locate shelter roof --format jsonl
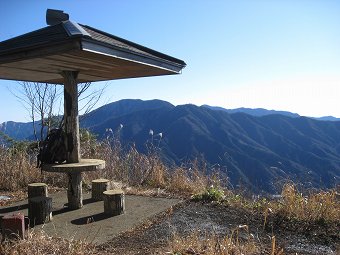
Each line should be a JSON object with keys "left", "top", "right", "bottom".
{"left": 0, "top": 20, "right": 186, "bottom": 83}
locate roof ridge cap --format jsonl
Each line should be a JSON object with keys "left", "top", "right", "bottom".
{"left": 62, "top": 20, "right": 92, "bottom": 38}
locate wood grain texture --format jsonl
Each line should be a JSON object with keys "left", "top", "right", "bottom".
{"left": 62, "top": 70, "right": 80, "bottom": 163}
{"left": 103, "top": 189, "right": 125, "bottom": 216}
{"left": 92, "top": 179, "right": 110, "bottom": 201}
{"left": 28, "top": 196, "right": 52, "bottom": 226}
{"left": 67, "top": 172, "right": 83, "bottom": 209}
{"left": 28, "top": 183, "right": 48, "bottom": 199}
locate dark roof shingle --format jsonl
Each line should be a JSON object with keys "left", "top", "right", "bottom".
{"left": 0, "top": 20, "right": 186, "bottom": 83}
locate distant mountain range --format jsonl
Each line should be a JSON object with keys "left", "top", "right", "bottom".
{"left": 1, "top": 99, "right": 340, "bottom": 193}
{"left": 202, "top": 105, "right": 340, "bottom": 121}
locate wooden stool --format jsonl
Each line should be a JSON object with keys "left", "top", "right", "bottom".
{"left": 103, "top": 189, "right": 125, "bottom": 216}
{"left": 1, "top": 213, "right": 25, "bottom": 240}
{"left": 28, "top": 183, "right": 48, "bottom": 199}
{"left": 92, "top": 179, "right": 110, "bottom": 201}
{"left": 28, "top": 196, "right": 52, "bottom": 226}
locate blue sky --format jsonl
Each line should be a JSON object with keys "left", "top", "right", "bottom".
{"left": 0, "top": 0, "right": 340, "bottom": 122}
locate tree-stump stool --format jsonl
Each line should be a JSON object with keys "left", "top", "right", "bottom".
{"left": 28, "top": 196, "right": 52, "bottom": 226}
{"left": 1, "top": 213, "right": 25, "bottom": 240}
{"left": 103, "top": 189, "right": 125, "bottom": 216}
{"left": 28, "top": 183, "right": 48, "bottom": 199}
{"left": 92, "top": 179, "right": 110, "bottom": 201}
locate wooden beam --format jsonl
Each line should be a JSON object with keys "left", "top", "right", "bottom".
{"left": 51, "top": 53, "right": 121, "bottom": 69}
{"left": 0, "top": 41, "right": 81, "bottom": 65}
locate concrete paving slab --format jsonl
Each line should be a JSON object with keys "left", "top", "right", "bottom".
{"left": 0, "top": 191, "right": 182, "bottom": 244}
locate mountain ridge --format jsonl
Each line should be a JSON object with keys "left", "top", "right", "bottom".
{"left": 202, "top": 104, "right": 340, "bottom": 121}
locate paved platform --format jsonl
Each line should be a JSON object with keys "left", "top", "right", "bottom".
{"left": 0, "top": 191, "right": 182, "bottom": 244}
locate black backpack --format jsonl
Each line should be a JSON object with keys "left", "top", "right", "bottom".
{"left": 37, "top": 128, "right": 67, "bottom": 167}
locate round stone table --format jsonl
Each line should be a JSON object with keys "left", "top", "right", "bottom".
{"left": 42, "top": 159, "right": 105, "bottom": 210}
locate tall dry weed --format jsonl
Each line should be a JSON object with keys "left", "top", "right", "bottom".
{"left": 167, "top": 166, "right": 207, "bottom": 195}
{"left": 81, "top": 133, "right": 168, "bottom": 190}
{"left": 278, "top": 183, "right": 340, "bottom": 222}
{"left": 81, "top": 132, "right": 212, "bottom": 195}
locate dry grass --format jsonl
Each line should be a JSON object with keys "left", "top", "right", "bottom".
{"left": 272, "top": 183, "right": 340, "bottom": 223}
{"left": 167, "top": 166, "right": 208, "bottom": 195}
{"left": 0, "top": 135, "right": 208, "bottom": 197}
{"left": 81, "top": 136, "right": 209, "bottom": 196}
{"left": 0, "top": 146, "right": 39, "bottom": 191}
{"left": 0, "top": 190, "right": 26, "bottom": 207}
{"left": 81, "top": 136, "right": 168, "bottom": 188}
{"left": 0, "top": 145, "right": 69, "bottom": 192}
{"left": 0, "top": 229, "right": 104, "bottom": 255}
{"left": 166, "top": 225, "right": 285, "bottom": 255}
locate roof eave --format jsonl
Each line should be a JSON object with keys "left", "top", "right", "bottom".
{"left": 81, "top": 38, "right": 185, "bottom": 74}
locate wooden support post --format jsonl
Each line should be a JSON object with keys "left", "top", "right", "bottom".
{"left": 67, "top": 172, "right": 83, "bottom": 209}
{"left": 103, "top": 189, "right": 125, "bottom": 216}
{"left": 28, "top": 197, "right": 52, "bottom": 226}
{"left": 62, "top": 71, "right": 82, "bottom": 209}
{"left": 92, "top": 179, "right": 110, "bottom": 201}
{"left": 28, "top": 183, "right": 48, "bottom": 199}
{"left": 61, "top": 71, "right": 80, "bottom": 163}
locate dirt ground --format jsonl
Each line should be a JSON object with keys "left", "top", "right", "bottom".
{"left": 1, "top": 192, "right": 339, "bottom": 254}
{"left": 99, "top": 201, "right": 339, "bottom": 255}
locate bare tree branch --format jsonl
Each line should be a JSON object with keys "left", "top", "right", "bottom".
{"left": 11, "top": 81, "right": 106, "bottom": 141}
{"left": 78, "top": 82, "right": 108, "bottom": 117}
{"left": 12, "top": 82, "right": 62, "bottom": 141}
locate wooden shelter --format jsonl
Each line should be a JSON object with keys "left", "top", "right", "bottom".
{"left": 0, "top": 9, "right": 186, "bottom": 209}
